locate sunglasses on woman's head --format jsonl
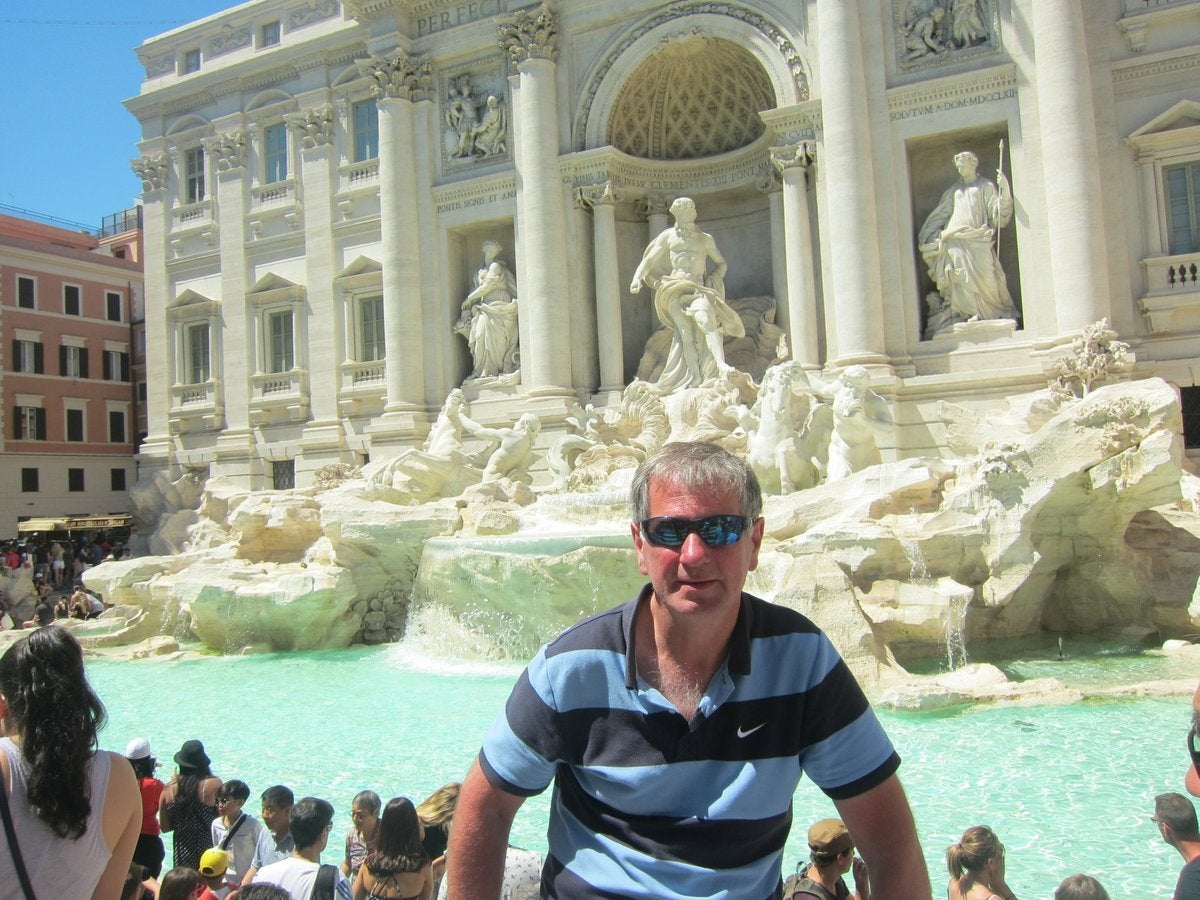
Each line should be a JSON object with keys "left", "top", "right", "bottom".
{"left": 640, "top": 515, "right": 750, "bottom": 547}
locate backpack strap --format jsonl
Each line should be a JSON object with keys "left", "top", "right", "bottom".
{"left": 314, "top": 862, "right": 338, "bottom": 900}
{"left": 0, "top": 765, "right": 37, "bottom": 900}
{"left": 218, "top": 812, "right": 247, "bottom": 850}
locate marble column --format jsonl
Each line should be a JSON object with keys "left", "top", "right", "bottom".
{"left": 209, "top": 129, "right": 250, "bottom": 433}
{"left": 578, "top": 181, "right": 624, "bottom": 393}
{"left": 771, "top": 142, "right": 820, "bottom": 368}
{"left": 816, "top": 0, "right": 887, "bottom": 365}
{"left": 501, "top": 5, "right": 573, "bottom": 395}
{"left": 760, "top": 173, "right": 788, "bottom": 340}
{"left": 358, "top": 52, "right": 431, "bottom": 417}
{"left": 639, "top": 193, "right": 670, "bottom": 243}
{"left": 1032, "top": 0, "right": 1112, "bottom": 333}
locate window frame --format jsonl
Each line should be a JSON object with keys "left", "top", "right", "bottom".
{"left": 60, "top": 343, "right": 88, "bottom": 379}
{"left": 108, "top": 408, "right": 127, "bottom": 444}
{"left": 14, "top": 405, "right": 45, "bottom": 441}
{"left": 21, "top": 468, "right": 38, "bottom": 493}
{"left": 184, "top": 146, "right": 207, "bottom": 204}
{"left": 63, "top": 283, "right": 82, "bottom": 316}
{"left": 260, "top": 20, "right": 281, "bottom": 48}
{"left": 106, "top": 291, "right": 123, "bottom": 322}
{"left": 111, "top": 468, "right": 128, "bottom": 492}
{"left": 183, "top": 48, "right": 202, "bottom": 74}
{"left": 65, "top": 406, "right": 85, "bottom": 442}
{"left": 353, "top": 98, "right": 379, "bottom": 163}
{"left": 16, "top": 275, "right": 35, "bottom": 309}
{"left": 358, "top": 294, "right": 386, "bottom": 362}
{"left": 13, "top": 338, "right": 43, "bottom": 374}
{"left": 68, "top": 468, "right": 85, "bottom": 492}
{"left": 187, "top": 322, "right": 212, "bottom": 385}
{"left": 267, "top": 308, "right": 295, "bottom": 373}
{"left": 263, "top": 122, "right": 289, "bottom": 184}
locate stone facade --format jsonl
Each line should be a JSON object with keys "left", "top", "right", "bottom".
{"left": 125, "top": 0, "right": 1200, "bottom": 489}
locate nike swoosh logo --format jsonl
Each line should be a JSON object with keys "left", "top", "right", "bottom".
{"left": 737, "top": 722, "right": 766, "bottom": 738}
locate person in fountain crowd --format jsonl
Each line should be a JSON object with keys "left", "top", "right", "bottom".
{"left": 159, "top": 865, "right": 206, "bottom": 900}
{"left": 212, "top": 778, "right": 264, "bottom": 886}
{"left": 1053, "top": 874, "right": 1110, "bottom": 900}
{"left": 160, "top": 738, "right": 222, "bottom": 869}
{"left": 417, "top": 782, "right": 460, "bottom": 896}
{"left": 351, "top": 796, "right": 433, "bottom": 900}
{"left": 448, "top": 441, "right": 930, "bottom": 899}
{"left": 252, "top": 796, "right": 352, "bottom": 899}
{"left": 200, "top": 846, "right": 242, "bottom": 898}
{"left": 1154, "top": 792, "right": 1200, "bottom": 899}
{"left": 126, "top": 737, "right": 167, "bottom": 878}
{"left": 0, "top": 627, "right": 142, "bottom": 896}
{"left": 242, "top": 784, "right": 296, "bottom": 885}
{"left": 946, "top": 826, "right": 1017, "bottom": 900}
{"left": 342, "top": 789, "right": 381, "bottom": 880}
{"left": 21, "top": 595, "right": 54, "bottom": 628}
{"left": 1185, "top": 679, "right": 1200, "bottom": 798}
{"left": 783, "top": 818, "right": 869, "bottom": 900}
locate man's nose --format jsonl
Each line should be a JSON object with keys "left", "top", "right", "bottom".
{"left": 678, "top": 530, "right": 709, "bottom": 562}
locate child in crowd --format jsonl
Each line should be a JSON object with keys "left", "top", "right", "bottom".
{"left": 199, "top": 848, "right": 241, "bottom": 899}
{"left": 211, "top": 778, "right": 264, "bottom": 886}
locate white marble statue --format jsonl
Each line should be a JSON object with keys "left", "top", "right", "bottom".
{"left": 903, "top": 5, "right": 946, "bottom": 59}
{"left": 736, "top": 362, "right": 832, "bottom": 494}
{"left": 461, "top": 411, "right": 541, "bottom": 484}
{"left": 364, "top": 389, "right": 478, "bottom": 502}
{"left": 950, "top": 0, "right": 987, "bottom": 48}
{"left": 918, "top": 150, "right": 1016, "bottom": 330}
{"left": 456, "top": 240, "right": 519, "bottom": 380}
{"left": 809, "top": 366, "right": 893, "bottom": 482}
{"left": 470, "top": 95, "right": 507, "bottom": 158}
{"left": 629, "top": 197, "right": 745, "bottom": 392}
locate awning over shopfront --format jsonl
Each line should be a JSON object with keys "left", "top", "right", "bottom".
{"left": 17, "top": 514, "right": 131, "bottom": 534}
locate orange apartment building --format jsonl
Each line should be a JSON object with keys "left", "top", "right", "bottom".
{"left": 0, "top": 211, "right": 144, "bottom": 540}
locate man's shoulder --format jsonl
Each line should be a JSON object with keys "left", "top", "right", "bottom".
{"left": 743, "top": 592, "right": 822, "bottom": 638}
{"left": 542, "top": 599, "right": 632, "bottom": 659}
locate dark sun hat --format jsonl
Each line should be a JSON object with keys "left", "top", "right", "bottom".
{"left": 174, "top": 739, "right": 211, "bottom": 769}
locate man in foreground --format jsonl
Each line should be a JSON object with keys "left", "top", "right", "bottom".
{"left": 1154, "top": 792, "right": 1200, "bottom": 898}
{"left": 448, "top": 441, "right": 931, "bottom": 898}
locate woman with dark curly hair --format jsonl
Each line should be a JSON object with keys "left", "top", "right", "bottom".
{"left": 0, "top": 627, "right": 141, "bottom": 898}
{"left": 352, "top": 797, "right": 433, "bottom": 900}
{"left": 158, "top": 738, "right": 221, "bottom": 870}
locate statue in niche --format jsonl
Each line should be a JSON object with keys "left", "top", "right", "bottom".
{"left": 469, "top": 95, "right": 507, "bottom": 158}
{"left": 900, "top": 0, "right": 988, "bottom": 59}
{"left": 629, "top": 197, "right": 745, "bottom": 392}
{"left": 445, "top": 74, "right": 481, "bottom": 158}
{"left": 918, "top": 150, "right": 1016, "bottom": 332}
{"left": 950, "top": 0, "right": 987, "bottom": 47}
{"left": 808, "top": 366, "right": 893, "bottom": 482}
{"left": 455, "top": 240, "right": 520, "bottom": 380}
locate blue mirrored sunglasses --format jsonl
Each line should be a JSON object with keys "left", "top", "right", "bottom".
{"left": 640, "top": 514, "right": 750, "bottom": 548}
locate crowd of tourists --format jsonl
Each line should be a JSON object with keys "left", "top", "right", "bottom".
{"left": 3, "top": 443, "right": 1200, "bottom": 899}
{"left": 0, "top": 533, "right": 128, "bottom": 630}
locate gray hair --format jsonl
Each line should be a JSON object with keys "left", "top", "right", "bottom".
{"left": 1156, "top": 792, "right": 1200, "bottom": 839}
{"left": 630, "top": 442, "right": 761, "bottom": 523}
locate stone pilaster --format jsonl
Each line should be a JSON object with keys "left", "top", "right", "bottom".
{"left": 578, "top": 181, "right": 624, "bottom": 393}
{"left": 771, "top": 142, "right": 820, "bottom": 368}
{"left": 211, "top": 130, "right": 250, "bottom": 434}
{"left": 1032, "top": 0, "right": 1112, "bottom": 333}
{"left": 501, "top": 5, "right": 574, "bottom": 395}
{"left": 358, "top": 52, "right": 431, "bottom": 426}
{"left": 816, "top": 0, "right": 887, "bottom": 366}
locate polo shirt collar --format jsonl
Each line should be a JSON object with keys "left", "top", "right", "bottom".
{"left": 622, "top": 584, "right": 754, "bottom": 691}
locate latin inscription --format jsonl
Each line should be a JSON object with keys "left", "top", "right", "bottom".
{"left": 889, "top": 87, "right": 1017, "bottom": 122}
{"left": 417, "top": 0, "right": 510, "bottom": 37}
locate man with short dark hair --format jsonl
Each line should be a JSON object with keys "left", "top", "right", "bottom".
{"left": 1155, "top": 792, "right": 1200, "bottom": 899}
{"left": 242, "top": 785, "right": 295, "bottom": 886}
{"left": 449, "top": 442, "right": 930, "bottom": 899}
{"left": 252, "top": 796, "right": 350, "bottom": 900}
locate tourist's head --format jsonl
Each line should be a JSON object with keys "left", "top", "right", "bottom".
{"left": 173, "top": 738, "right": 212, "bottom": 777}
{"left": 238, "top": 887, "right": 291, "bottom": 900}
{"left": 631, "top": 442, "right": 762, "bottom": 524}
{"left": 946, "top": 825, "right": 1004, "bottom": 878}
{"left": 261, "top": 784, "right": 295, "bottom": 833}
{"left": 417, "top": 781, "right": 461, "bottom": 828}
{"left": 954, "top": 150, "right": 979, "bottom": 176}
{"left": 352, "top": 789, "right": 382, "bottom": 837}
{"left": 1155, "top": 792, "right": 1200, "bottom": 842}
{"left": 218, "top": 778, "right": 251, "bottom": 813}
{"left": 125, "top": 737, "right": 158, "bottom": 779}
{"left": 199, "top": 847, "right": 231, "bottom": 881}
{"left": 372, "top": 796, "right": 430, "bottom": 870}
{"left": 669, "top": 196, "right": 697, "bottom": 224}
{"left": 1055, "top": 874, "right": 1111, "bottom": 900}
{"left": 290, "top": 796, "right": 336, "bottom": 851}
{"left": 0, "top": 627, "right": 105, "bottom": 838}
{"left": 808, "top": 818, "right": 854, "bottom": 870}
{"left": 158, "top": 867, "right": 201, "bottom": 900}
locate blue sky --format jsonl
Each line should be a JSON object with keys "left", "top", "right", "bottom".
{"left": 0, "top": 2, "right": 237, "bottom": 230}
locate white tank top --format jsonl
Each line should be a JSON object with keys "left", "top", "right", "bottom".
{"left": 0, "top": 736, "right": 113, "bottom": 897}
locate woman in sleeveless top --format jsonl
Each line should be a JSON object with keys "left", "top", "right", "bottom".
{"left": 416, "top": 782, "right": 459, "bottom": 896}
{"left": 352, "top": 796, "right": 433, "bottom": 900}
{"left": 947, "top": 825, "right": 1018, "bottom": 900}
{"left": 0, "top": 627, "right": 141, "bottom": 898}
{"left": 158, "top": 738, "right": 221, "bottom": 869}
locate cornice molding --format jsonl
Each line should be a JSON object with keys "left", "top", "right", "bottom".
{"left": 886, "top": 63, "right": 1016, "bottom": 122}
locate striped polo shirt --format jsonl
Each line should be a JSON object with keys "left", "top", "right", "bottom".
{"left": 478, "top": 586, "right": 901, "bottom": 899}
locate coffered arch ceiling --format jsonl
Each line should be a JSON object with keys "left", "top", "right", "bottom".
{"left": 606, "top": 34, "right": 776, "bottom": 160}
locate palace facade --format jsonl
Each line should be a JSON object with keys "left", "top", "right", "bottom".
{"left": 125, "top": 0, "right": 1200, "bottom": 489}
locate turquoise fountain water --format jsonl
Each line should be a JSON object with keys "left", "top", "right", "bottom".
{"left": 90, "top": 641, "right": 1191, "bottom": 898}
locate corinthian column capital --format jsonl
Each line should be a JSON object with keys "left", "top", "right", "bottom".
{"left": 770, "top": 141, "right": 817, "bottom": 174}
{"left": 498, "top": 4, "right": 559, "bottom": 66}
{"left": 356, "top": 51, "right": 432, "bottom": 101}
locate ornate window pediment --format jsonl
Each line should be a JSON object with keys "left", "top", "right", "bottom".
{"left": 168, "top": 289, "right": 220, "bottom": 319}
{"left": 247, "top": 273, "right": 305, "bottom": 307}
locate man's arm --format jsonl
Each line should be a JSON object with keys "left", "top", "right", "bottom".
{"left": 446, "top": 760, "right": 526, "bottom": 900}
{"left": 834, "top": 774, "right": 931, "bottom": 900}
